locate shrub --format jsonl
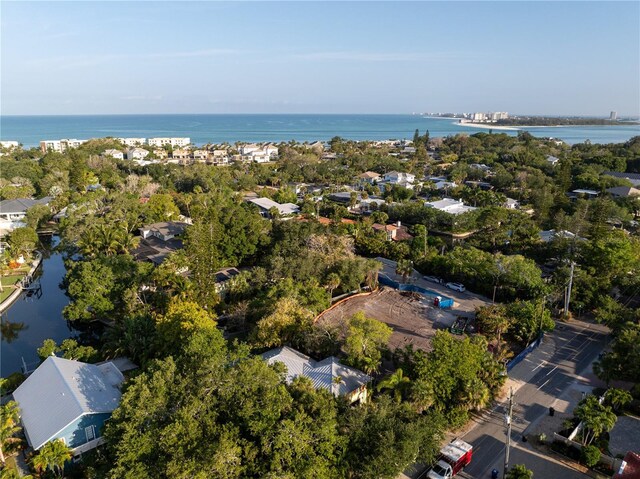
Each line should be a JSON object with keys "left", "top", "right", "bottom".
{"left": 581, "top": 445, "right": 601, "bottom": 468}
{"left": 538, "top": 433, "right": 547, "bottom": 444}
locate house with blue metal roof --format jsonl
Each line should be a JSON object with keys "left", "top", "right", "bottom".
{"left": 12, "top": 356, "right": 124, "bottom": 454}
{"left": 261, "top": 346, "right": 371, "bottom": 404}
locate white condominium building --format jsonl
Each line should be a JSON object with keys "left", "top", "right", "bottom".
{"left": 148, "top": 137, "right": 190, "bottom": 148}
{"left": 118, "top": 138, "right": 147, "bottom": 147}
{"left": 39, "top": 139, "right": 87, "bottom": 154}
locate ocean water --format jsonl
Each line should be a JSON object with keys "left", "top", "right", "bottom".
{"left": 1, "top": 114, "right": 639, "bottom": 148}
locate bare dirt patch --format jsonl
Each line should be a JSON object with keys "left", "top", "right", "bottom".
{"left": 317, "top": 287, "right": 458, "bottom": 352}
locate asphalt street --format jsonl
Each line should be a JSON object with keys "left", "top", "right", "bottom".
{"left": 462, "top": 320, "right": 609, "bottom": 478}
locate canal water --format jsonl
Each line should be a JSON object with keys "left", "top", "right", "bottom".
{"left": 0, "top": 237, "right": 91, "bottom": 377}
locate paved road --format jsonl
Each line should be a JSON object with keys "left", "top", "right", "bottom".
{"left": 462, "top": 320, "right": 609, "bottom": 478}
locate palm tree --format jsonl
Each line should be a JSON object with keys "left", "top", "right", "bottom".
{"left": 325, "top": 273, "right": 341, "bottom": 298}
{"left": 506, "top": 464, "right": 533, "bottom": 479}
{"left": 0, "top": 401, "right": 22, "bottom": 465}
{"left": 31, "top": 439, "right": 71, "bottom": 477}
{"left": 395, "top": 259, "right": 413, "bottom": 284}
{"left": 376, "top": 368, "right": 411, "bottom": 402}
{"left": 604, "top": 388, "right": 632, "bottom": 413}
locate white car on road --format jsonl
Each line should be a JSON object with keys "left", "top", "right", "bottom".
{"left": 445, "top": 282, "right": 466, "bottom": 292}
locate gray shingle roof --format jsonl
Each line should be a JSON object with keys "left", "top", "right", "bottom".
{"left": 0, "top": 197, "right": 52, "bottom": 215}
{"left": 261, "top": 346, "right": 371, "bottom": 397}
{"left": 12, "top": 356, "right": 124, "bottom": 450}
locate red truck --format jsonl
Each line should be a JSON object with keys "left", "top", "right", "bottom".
{"left": 425, "top": 439, "right": 473, "bottom": 479}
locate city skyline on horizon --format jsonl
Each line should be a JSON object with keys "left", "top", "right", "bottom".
{"left": 2, "top": 1, "right": 639, "bottom": 116}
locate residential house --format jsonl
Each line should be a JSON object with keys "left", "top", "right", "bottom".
{"left": 132, "top": 221, "right": 189, "bottom": 265}
{"left": 538, "top": 229, "right": 583, "bottom": 243}
{"left": 239, "top": 144, "right": 278, "bottom": 163}
{"left": 371, "top": 222, "right": 413, "bottom": 242}
{"left": 12, "top": 356, "right": 124, "bottom": 454}
{"left": 358, "top": 171, "right": 381, "bottom": 185}
{"left": 545, "top": 155, "right": 560, "bottom": 167}
{"left": 604, "top": 172, "right": 640, "bottom": 187}
{"left": 248, "top": 197, "right": 300, "bottom": 219}
{"left": 570, "top": 189, "right": 599, "bottom": 200}
{"left": 192, "top": 150, "right": 208, "bottom": 162}
{"left": 117, "top": 138, "right": 146, "bottom": 147}
{"left": 0, "top": 141, "right": 19, "bottom": 149}
{"left": 172, "top": 149, "right": 191, "bottom": 163}
{"left": 0, "top": 197, "right": 52, "bottom": 233}
{"left": 261, "top": 346, "right": 371, "bottom": 404}
{"left": 209, "top": 149, "right": 230, "bottom": 165}
{"left": 148, "top": 137, "right": 190, "bottom": 148}
{"left": 607, "top": 186, "right": 640, "bottom": 198}
{"left": 102, "top": 149, "right": 124, "bottom": 160}
{"left": 214, "top": 267, "right": 241, "bottom": 295}
{"left": 504, "top": 198, "right": 520, "bottom": 209}
{"left": 127, "top": 147, "right": 149, "bottom": 161}
{"left": 383, "top": 171, "right": 415, "bottom": 186}
{"left": 153, "top": 149, "right": 168, "bottom": 160}
{"left": 424, "top": 198, "right": 477, "bottom": 215}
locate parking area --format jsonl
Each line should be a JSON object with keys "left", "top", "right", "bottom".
{"left": 375, "top": 257, "right": 492, "bottom": 316}
{"left": 317, "top": 288, "right": 457, "bottom": 352}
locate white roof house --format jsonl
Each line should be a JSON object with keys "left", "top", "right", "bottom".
{"left": 13, "top": 356, "right": 124, "bottom": 452}
{"left": 127, "top": 147, "right": 149, "bottom": 161}
{"left": 248, "top": 197, "right": 299, "bottom": 218}
{"left": 383, "top": 171, "right": 415, "bottom": 185}
{"left": 103, "top": 149, "right": 124, "bottom": 160}
{"left": 425, "top": 198, "right": 477, "bottom": 215}
{"left": 261, "top": 346, "right": 371, "bottom": 403}
{"left": 546, "top": 155, "right": 560, "bottom": 166}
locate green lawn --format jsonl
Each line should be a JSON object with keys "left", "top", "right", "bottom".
{"left": 0, "top": 274, "right": 26, "bottom": 303}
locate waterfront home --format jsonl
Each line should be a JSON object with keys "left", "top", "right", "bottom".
{"left": 261, "top": 346, "right": 371, "bottom": 404}
{"left": 148, "top": 137, "right": 190, "bottom": 148}
{"left": 424, "top": 198, "right": 477, "bottom": 215}
{"left": 153, "top": 149, "right": 168, "bottom": 160}
{"left": 132, "top": 221, "right": 189, "bottom": 265}
{"left": 102, "top": 149, "right": 124, "bottom": 160}
{"left": 192, "top": 149, "right": 208, "bottom": 162}
{"left": 209, "top": 149, "right": 230, "bottom": 165}
{"left": 12, "top": 356, "right": 124, "bottom": 454}
{"left": 0, "top": 197, "right": 52, "bottom": 233}
{"left": 248, "top": 197, "right": 299, "bottom": 219}
{"left": 172, "top": 149, "right": 191, "bottom": 163}
{"left": 0, "top": 141, "right": 19, "bottom": 150}
{"left": 127, "top": 147, "right": 149, "bottom": 161}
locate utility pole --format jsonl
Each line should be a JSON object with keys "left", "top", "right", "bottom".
{"left": 503, "top": 388, "right": 514, "bottom": 478}
{"left": 564, "top": 261, "right": 575, "bottom": 318}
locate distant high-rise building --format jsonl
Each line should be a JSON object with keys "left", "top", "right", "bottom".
{"left": 610, "top": 111, "right": 617, "bottom": 121}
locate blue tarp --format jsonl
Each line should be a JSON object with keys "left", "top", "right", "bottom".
{"left": 378, "top": 274, "right": 454, "bottom": 309}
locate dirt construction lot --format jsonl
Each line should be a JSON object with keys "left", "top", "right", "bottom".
{"left": 317, "top": 288, "right": 458, "bottom": 352}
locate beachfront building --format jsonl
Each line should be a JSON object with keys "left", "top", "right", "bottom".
{"left": 12, "top": 356, "right": 124, "bottom": 454}
{"left": 0, "top": 141, "right": 19, "bottom": 149}
{"left": 148, "top": 137, "right": 190, "bottom": 148}
{"left": 261, "top": 346, "right": 371, "bottom": 404}
{"left": 117, "top": 138, "right": 146, "bottom": 147}
{"left": 209, "top": 149, "right": 230, "bottom": 165}
{"left": 39, "top": 139, "right": 87, "bottom": 154}
{"left": 424, "top": 198, "right": 477, "bottom": 215}
{"left": 102, "top": 149, "right": 124, "bottom": 160}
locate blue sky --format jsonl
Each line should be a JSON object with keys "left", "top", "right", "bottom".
{"left": 1, "top": 1, "right": 638, "bottom": 116}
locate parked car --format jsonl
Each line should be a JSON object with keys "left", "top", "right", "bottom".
{"left": 423, "top": 275, "right": 444, "bottom": 284}
{"left": 445, "top": 282, "right": 466, "bottom": 292}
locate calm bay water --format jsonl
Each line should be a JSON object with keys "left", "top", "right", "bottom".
{"left": 0, "top": 238, "right": 93, "bottom": 377}
{"left": 1, "top": 114, "right": 639, "bottom": 147}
